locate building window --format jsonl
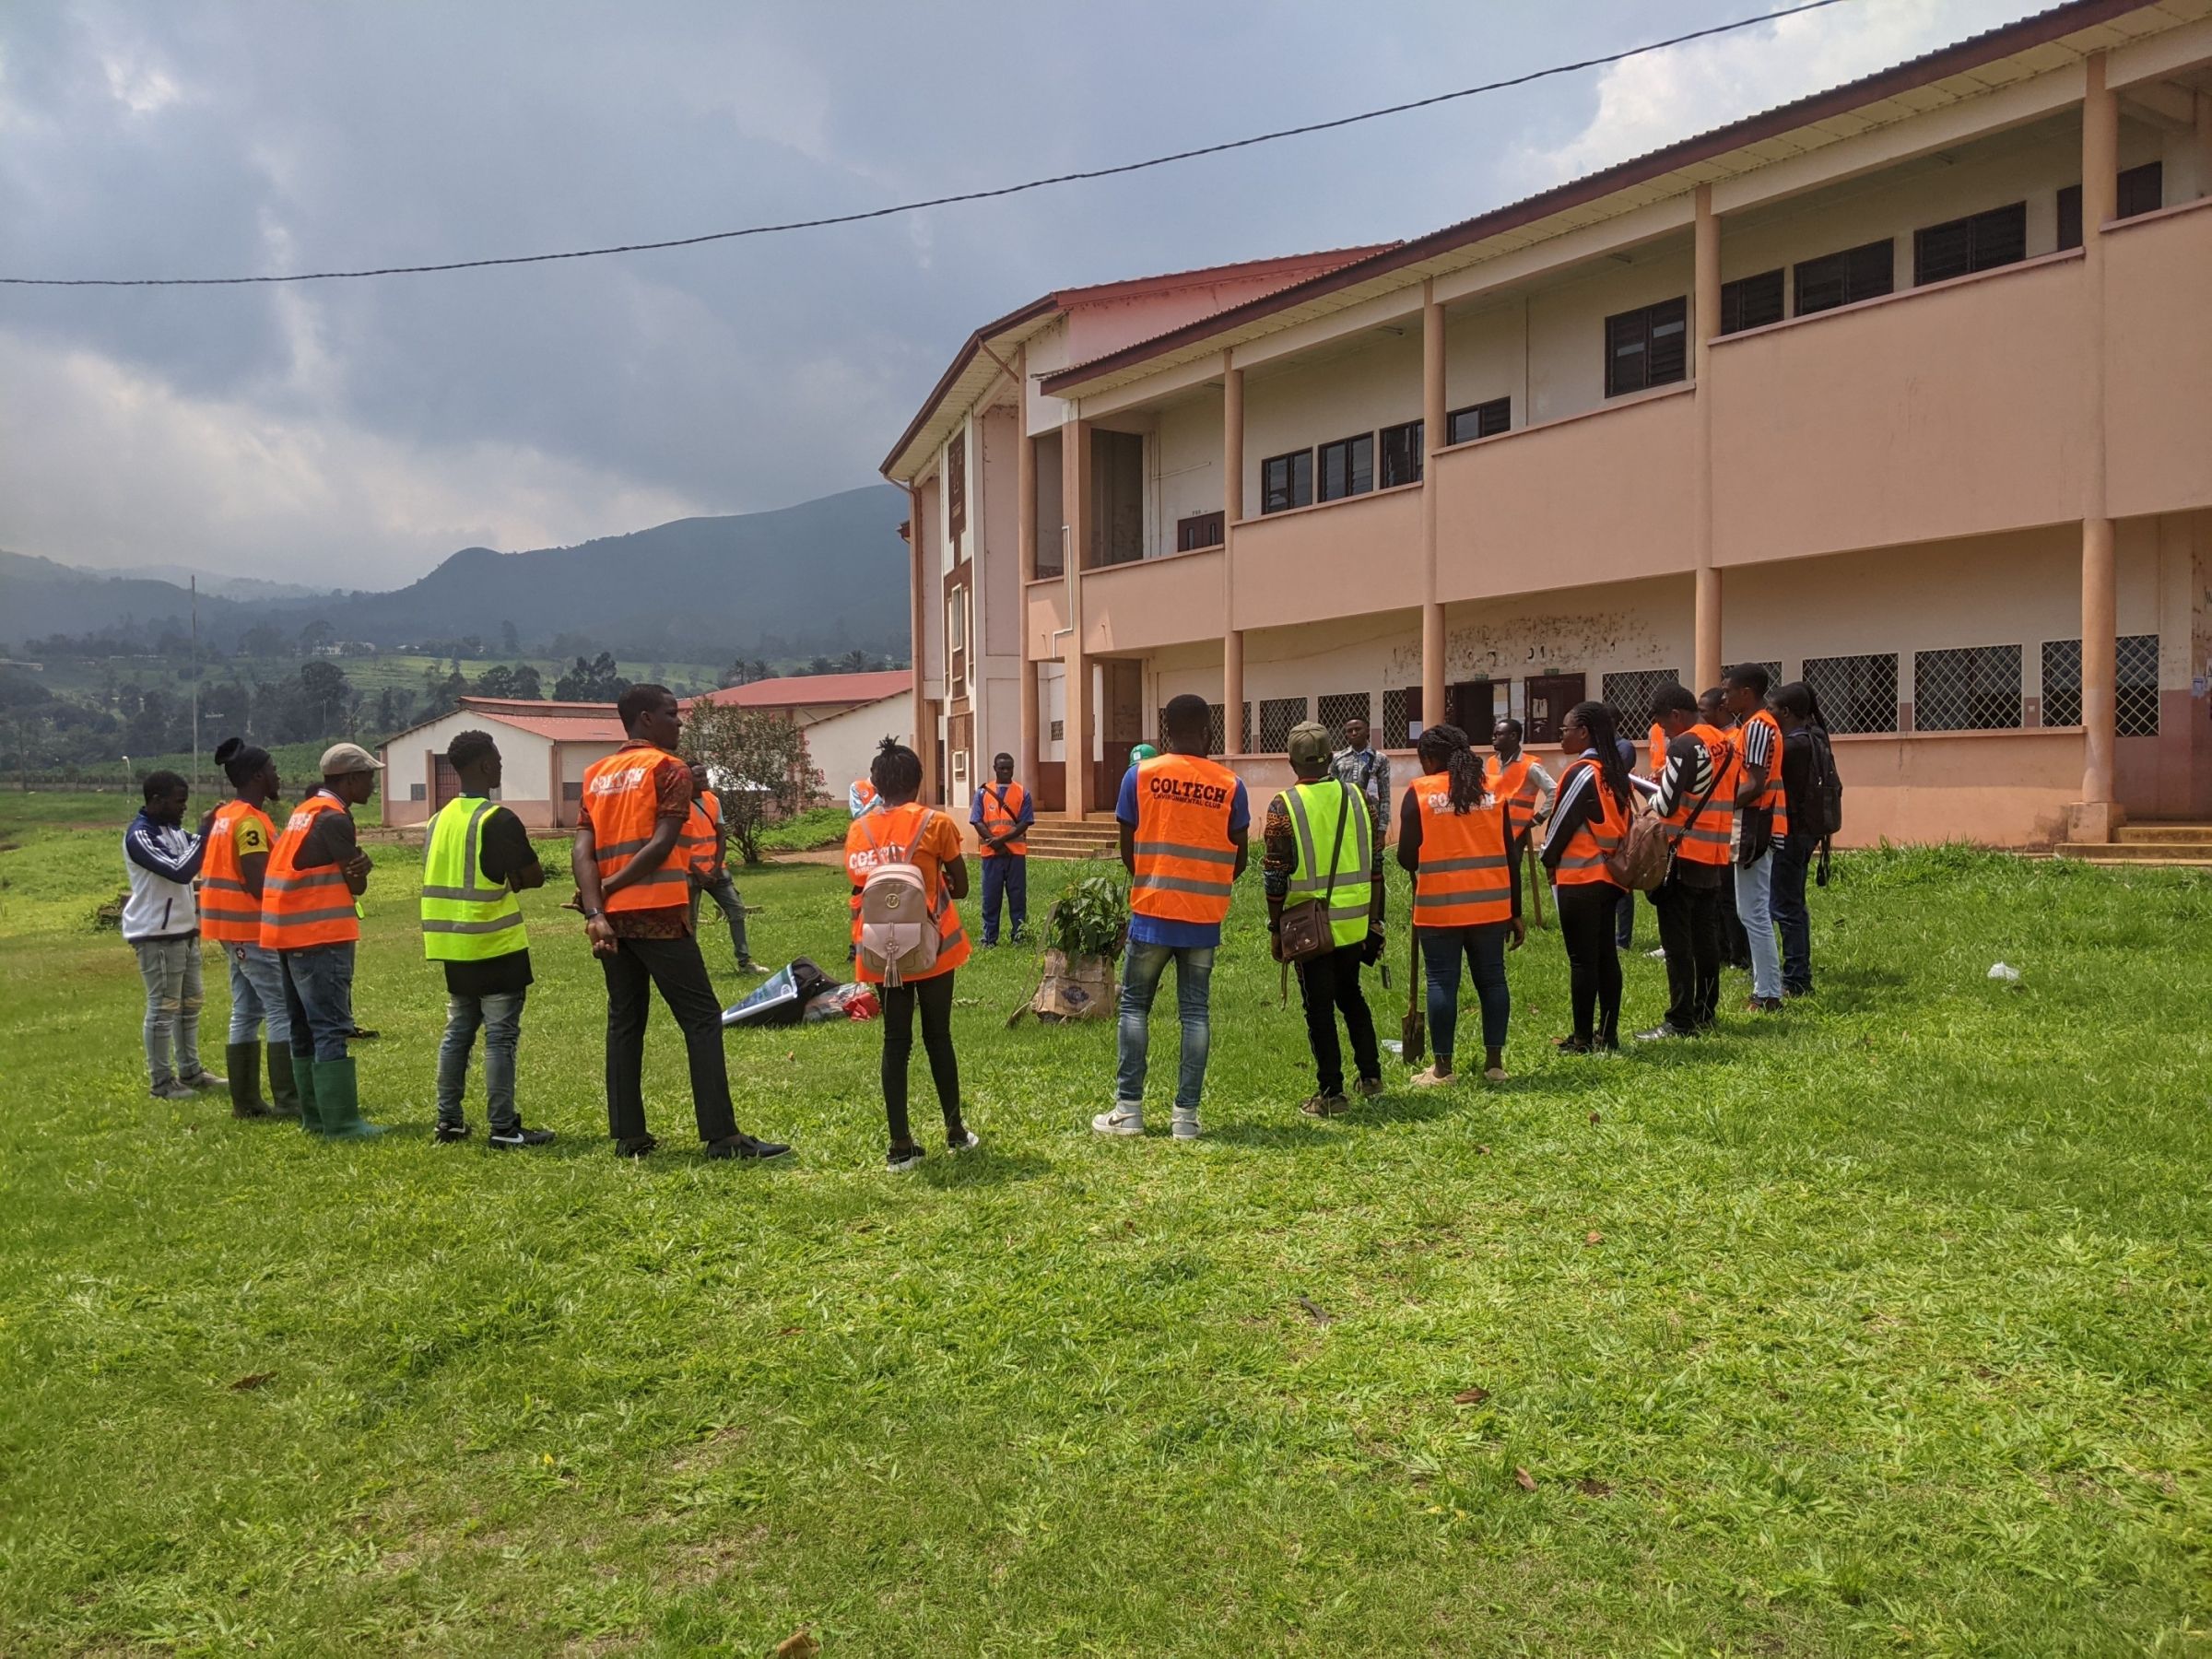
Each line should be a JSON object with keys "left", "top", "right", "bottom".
{"left": 1600, "top": 670, "right": 1682, "bottom": 733}
{"left": 1206, "top": 702, "right": 1228, "bottom": 755}
{"left": 1258, "top": 697, "right": 1310, "bottom": 754}
{"left": 1802, "top": 653, "right": 1900, "bottom": 735}
{"left": 1725, "top": 661, "right": 1784, "bottom": 696}
{"left": 409, "top": 782, "right": 428, "bottom": 802}
{"left": 1913, "top": 202, "right": 2026, "bottom": 287}
{"left": 2058, "top": 161, "right": 2165, "bottom": 251}
{"left": 1604, "top": 297, "right": 1688, "bottom": 397}
{"left": 1379, "top": 420, "right": 1423, "bottom": 488}
{"left": 1261, "top": 450, "right": 1312, "bottom": 514}
{"left": 1175, "top": 511, "right": 1224, "bottom": 552}
{"left": 947, "top": 429, "right": 967, "bottom": 545}
{"left": 1316, "top": 433, "right": 1374, "bottom": 502}
{"left": 1241, "top": 702, "right": 1252, "bottom": 751}
{"left": 1049, "top": 719, "right": 1064, "bottom": 743}
{"left": 1446, "top": 397, "right": 1511, "bottom": 445}
{"left": 1913, "top": 644, "right": 2021, "bottom": 732}
{"left": 1317, "top": 691, "right": 1371, "bottom": 744}
{"left": 1718, "top": 268, "right": 1784, "bottom": 335}
{"left": 2041, "top": 635, "right": 2159, "bottom": 735}
{"left": 1381, "top": 687, "right": 1423, "bottom": 746}
{"left": 1793, "top": 238, "right": 1895, "bottom": 318}
{"left": 562, "top": 781, "right": 583, "bottom": 801}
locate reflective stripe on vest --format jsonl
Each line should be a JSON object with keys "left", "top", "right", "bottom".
{"left": 976, "top": 781, "right": 1028, "bottom": 857}
{"left": 843, "top": 802, "right": 970, "bottom": 975}
{"left": 692, "top": 789, "right": 724, "bottom": 877}
{"left": 1282, "top": 779, "right": 1372, "bottom": 948}
{"left": 1554, "top": 759, "right": 1627, "bottom": 886}
{"left": 582, "top": 747, "right": 693, "bottom": 912}
{"left": 1411, "top": 772, "right": 1515, "bottom": 926}
{"left": 1484, "top": 753, "right": 1538, "bottom": 818}
{"left": 1671, "top": 724, "right": 1735, "bottom": 865}
{"left": 1740, "top": 709, "right": 1790, "bottom": 840}
{"left": 201, "top": 799, "right": 274, "bottom": 944}
{"left": 420, "top": 797, "right": 527, "bottom": 961}
{"left": 259, "top": 794, "right": 359, "bottom": 949}
{"left": 684, "top": 800, "right": 717, "bottom": 880}
{"left": 1128, "top": 753, "right": 1241, "bottom": 924}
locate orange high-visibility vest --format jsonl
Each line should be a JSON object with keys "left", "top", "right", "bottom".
{"left": 1552, "top": 759, "right": 1628, "bottom": 887}
{"left": 1129, "top": 752, "right": 1241, "bottom": 926}
{"left": 582, "top": 747, "right": 695, "bottom": 913}
{"left": 1738, "top": 708, "right": 1790, "bottom": 840}
{"left": 975, "top": 781, "right": 1028, "bottom": 858}
{"left": 1411, "top": 773, "right": 1517, "bottom": 927}
{"left": 200, "top": 799, "right": 274, "bottom": 945}
{"left": 1483, "top": 753, "right": 1539, "bottom": 822}
{"left": 1669, "top": 724, "right": 1735, "bottom": 866}
{"left": 1648, "top": 723, "right": 1666, "bottom": 779}
{"left": 843, "top": 801, "right": 971, "bottom": 980}
{"left": 259, "top": 794, "right": 359, "bottom": 950}
{"left": 688, "top": 789, "right": 723, "bottom": 878}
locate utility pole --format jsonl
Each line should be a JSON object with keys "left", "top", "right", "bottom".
{"left": 190, "top": 576, "right": 200, "bottom": 791}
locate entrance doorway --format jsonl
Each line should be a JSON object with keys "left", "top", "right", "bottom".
{"left": 1524, "top": 674, "right": 1586, "bottom": 746}
{"left": 1445, "top": 680, "right": 1496, "bottom": 737}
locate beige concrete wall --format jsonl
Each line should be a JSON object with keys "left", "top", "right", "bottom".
{"left": 2106, "top": 201, "right": 2212, "bottom": 521}
{"left": 1524, "top": 239, "right": 1693, "bottom": 425}
{"left": 1231, "top": 483, "right": 1424, "bottom": 629}
{"left": 1441, "top": 296, "right": 1526, "bottom": 427}
{"left": 1082, "top": 547, "right": 1223, "bottom": 654}
{"left": 1151, "top": 389, "right": 1225, "bottom": 554}
{"left": 1241, "top": 327, "right": 1422, "bottom": 509}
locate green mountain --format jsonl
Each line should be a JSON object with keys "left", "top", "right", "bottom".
{"left": 0, "top": 548, "right": 249, "bottom": 645}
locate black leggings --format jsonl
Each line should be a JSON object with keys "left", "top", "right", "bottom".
{"left": 881, "top": 971, "right": 961, "bottom": 1147}
{"left": 1556, "top": 881, "right": 1624, "bottom": 1045}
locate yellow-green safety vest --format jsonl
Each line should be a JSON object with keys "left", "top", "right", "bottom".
{"left": 1282, "top": 778, "right": 1373, "bottom": 949}
{"left": 420, "top": 796, "right": 526, "bottom": 962}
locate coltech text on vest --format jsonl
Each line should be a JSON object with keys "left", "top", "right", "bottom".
{"left": 1146, "top": 774, "right": 1230, "bottom": 809}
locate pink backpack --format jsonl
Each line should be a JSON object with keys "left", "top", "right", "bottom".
{"left": 855, "top": 813, "right": 944, "bottom": 987}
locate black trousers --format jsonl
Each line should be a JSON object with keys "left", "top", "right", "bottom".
{"left": 1296, "top": 940, "right": 1381, "bottom": 1098}
{"left": 882, "top": 971, "right": 961, "bottom": 1146}
{"left": 599, "top": 933, "right": 739, "bottom": 1144}
{"left": 1653, "top": 873, "right": 1724, "bottom": 1031}
{"left": 1556, "top": 882, "right": 1624, "bottom": 1045}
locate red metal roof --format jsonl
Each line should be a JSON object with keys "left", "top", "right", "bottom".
{"left": 458, "top": 697, "right": 627, "bottom": 742}
{"left": 688, "top": 671, "right": 911, "bottom": 712}
{"left": 1041, "top": 0, "right": 2159, "bottom": 395}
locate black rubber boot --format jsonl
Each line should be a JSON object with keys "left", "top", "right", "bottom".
{"left": 267, "top": 1039, "right": 302, "bottom": 1120}
{"left": 227, "top": 1041, "right": 272, "bottom": 1119}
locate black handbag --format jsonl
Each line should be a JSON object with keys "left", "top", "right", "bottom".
{"left": 1277, "top": 782, "right": 1353, "bottom": 965}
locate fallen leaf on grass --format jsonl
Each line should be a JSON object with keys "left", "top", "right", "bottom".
{"left": 1576, "top": 1477, "right": 1613, "bottom": 1497}
{"left": 1296, "top": 1296, "right": 1336, "bottom": 1326}
{"left": 1452, "top": 1386, "right": 1490, "bottom": 1406}
{"left": 774, "top": 1630, "right": 819, "bottom": 1659}
{"left": 1584, "top": 1231, "right": 1604, "bottom": 1246}
{"left": 777, "top": 1325, "right": 803, "bottom": 1337}
{"left": 1513, "top": 1466, "right": 1537, "bottom": 1492}
{"left": 228, "top": 1371, "right": 276, "bottom": 1392}
{"left": 1476, "top": 1145, "right": 1491, "bottom": 1157}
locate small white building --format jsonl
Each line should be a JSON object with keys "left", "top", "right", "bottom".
{"left": 378, "top": 696, "right": 628, "bottom": 830}
{"left": 685, "top": 672, "right": 913, "bottom": 805}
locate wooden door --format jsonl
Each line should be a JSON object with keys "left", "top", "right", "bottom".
{"left": 431, "top": 755, "right": 461, "bottom": 810}
{"left": 1446, "top": 680, "right": 1495, "bottom": 736}
{"left": 1524, "top": 674, "right": 1586, "bottom": 746}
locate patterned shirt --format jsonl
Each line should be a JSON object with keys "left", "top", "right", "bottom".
{"left": 1330, "top": 747, "right": 1392, "bottom": 826}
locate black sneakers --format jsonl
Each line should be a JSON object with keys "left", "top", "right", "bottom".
{"left": 705, "top": 1132, "right": 792, "bottom": 1160}
{"left": 434, "top": 1122, "right": 472, "bottom": 1144}
{"left": 615, "top": 1135, "right": 658, "bottom": 1159}
{"left": 888, "top": 1144, "right": 926, "bottom": 1172}
{"left": 489, "top": 1126, "right": 556, "bottom": 1150}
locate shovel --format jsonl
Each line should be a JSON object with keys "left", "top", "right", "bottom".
{"left": 1399, "top": 925, "right": 1425, "bottom": 1068}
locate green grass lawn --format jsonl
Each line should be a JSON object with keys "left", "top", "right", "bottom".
{"left": 2, "top": 800, "right": 2207, "bottom": 1655}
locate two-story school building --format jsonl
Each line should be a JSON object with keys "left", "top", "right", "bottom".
{"left": 884, "top": 0, "right": 2212, "bottom": 848}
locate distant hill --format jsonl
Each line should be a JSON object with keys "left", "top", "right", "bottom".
{"left": 1, "top": 484, "right": 912, "bottom": 659}
{"left": 103, "top": 564, "right": 334, "bottom": 602}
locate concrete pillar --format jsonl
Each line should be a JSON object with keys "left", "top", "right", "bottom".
{"left": 908, "top": 485, "right": 935, "bottom": 802}
{"left": 1222, "top": 354, "right": 1244, "bottom": 751}
{"left": 1061, "top": 418, "right": 1092, "bottom": 816}
{"left": 2196, "top": 90, "right": 2212, "bottom": 201}
{"left": 2077, "top": 53, "right": 2120, "bottom": 837}
{"left": 1691, "top": 183, "right": 1724, "bottom": 693}
{"left": 1420, "top": 283, "right": 1447, "bottom": 731}
{"left": 1015, "top": 347, "right": 1040, "bottom": 782}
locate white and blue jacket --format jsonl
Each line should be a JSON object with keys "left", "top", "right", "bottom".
{"left": 122, "top": 810, "right": 206, "bottom": 942}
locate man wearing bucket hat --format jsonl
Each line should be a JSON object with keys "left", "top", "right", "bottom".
{"left": 260, "top": 741, "right": 384, "bottom": 1137}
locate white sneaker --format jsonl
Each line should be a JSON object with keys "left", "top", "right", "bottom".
{"left": 948, "top": 1128, "right": 980, "bottom": 1152}
{"left": 1092, "top": 1105, "right": 1144, "bottom": 1136}
{"left": 1171, "top": 1107, "right": 1201, "bottom": 1141}
{"left": 1646, "top": 947, "right": 1666, "bottom": 959}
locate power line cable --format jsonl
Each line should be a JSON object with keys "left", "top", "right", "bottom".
{"left": 3, "top": 0, "right": 1851, "bottom": 288}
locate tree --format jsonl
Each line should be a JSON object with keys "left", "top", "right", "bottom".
{"left": 424, "top": 670, "right": 471, "bottom": 720}
{"left": 806, "top": 655, "right": 834, "bottom": 677}
{"left": 373, "top": 687, "right": 415, "bottom": 735}
{"left": 553, "top": 652, "right": 629, "bottom": 702}
{"left": 500, "top": 619, "right": 521, "bottom": 655}
{"left": 679, "top": 702, "right": 822, "bottom": 866}
{"left": 298, "top": 660, "right": 351, "bottom": 736}
{"left": 841, "top": 648, "right": 870, "bottom": 673}
{"left": 298, "top": 618, "right": 335, "bottom": 656}
{"left": 474, "top": 663, "right": 542, "bottom": 700}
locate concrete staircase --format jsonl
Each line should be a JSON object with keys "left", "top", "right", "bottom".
{"left": 2063, "top": 822, "right": 2212, "bottom": 868}
{"left": 1024, "top": 815, "right": 1121, "bottom": 862}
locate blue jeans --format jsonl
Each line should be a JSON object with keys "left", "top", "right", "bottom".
{"left": 225, "top": 941, "right": 292, "bottom": 1046}
{"left": 1419, "top": 924, "right": 1511, "bottom": 1069}
{"left": 133, "top": 936, "right": 205, "bottom": 1088}
{"left": 1115, "top": 941, "right": 1214, "bottom": 1110}
{"left": 437, "top": 989, "right": 526, "bottom": 1133}
{"left": 1770, "top": 836, "right": 1815, "bottom": 994}
{"left": 279, "top": 942, "right": 356, "bottom": 1063}
{"left": 1735, "top": 849, "right": 1781, "bottom": 1002}
{"left": 980, "top": 853, "right": 1028, "bottom": 945}
{"left": 689, "top": 870, "right": 750, "bottom": 962}
{"left": 1615, "top": 888, "right": 1636, "bottom": 950}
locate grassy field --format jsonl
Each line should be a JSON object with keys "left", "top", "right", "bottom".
{"left": 1, "top": 793, "right": 2207, "bottom": 1654}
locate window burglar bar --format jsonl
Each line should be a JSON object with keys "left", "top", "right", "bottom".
{"left": 1380, "top": 688, "right": 1418, "bottom": 748}
{"left": 2041, "top": 635, "right": 2159, "bottom": 735}
{"left": 1801, "top": 653, "right": 1899, "bottom": 735}
{"left": 1258, "top": 697, "right": 1309, "bottom": 754}
{"left": 1913, "top": 644, "right": 2021, "bottom": 732}
{"left": 1600, "top": 669, "right": 1682, "bottom": 733}
{"left": 1317, "top": 691, "right": 1371, "bottom": 744}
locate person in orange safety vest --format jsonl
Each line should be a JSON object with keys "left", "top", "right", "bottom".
{"left": 1094, "top": 694, "right": 1249, "bottom": 1143}
{"left": 969, "top": 751, "right": 1033, "bottom": 947}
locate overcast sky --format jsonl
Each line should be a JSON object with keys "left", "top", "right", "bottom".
{"left": 0, "top": 0, "right": 2032, "bottom": 585}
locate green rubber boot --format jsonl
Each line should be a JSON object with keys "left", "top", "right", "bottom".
{"left": 293, "top": 1049, "right": 324, "bottom": 1135}
{"left": 267, "top": 1039, "right": 302, "bottom": 1121}
{"left": 227, "top": 1041, "right": 272, "bottom": 1119}
{"left": 312, "top": 1055, "right": 383, "bottom": 1140}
